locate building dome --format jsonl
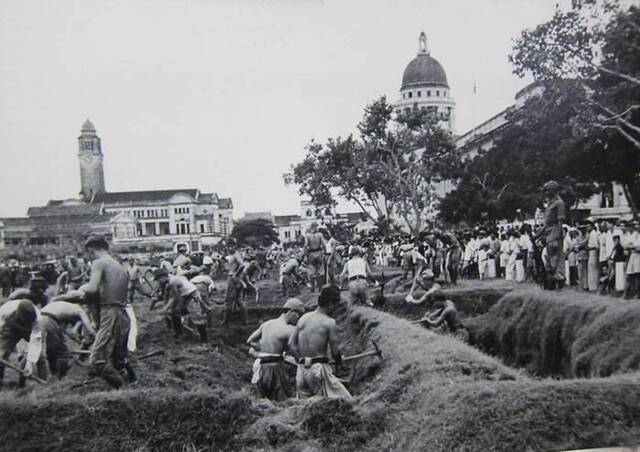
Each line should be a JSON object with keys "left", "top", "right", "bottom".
{"left": 401, "top": 54, "right": 448, "bottom": 89}
{"left": 400, "top": 32, "right": 448, "bottom": 90}
{"left": 81, "top": 119, "right": 96, "bottom": 132}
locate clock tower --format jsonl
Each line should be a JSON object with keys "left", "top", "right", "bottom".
{"left": 78, "top": 119, "right": 106, "bottom": 202}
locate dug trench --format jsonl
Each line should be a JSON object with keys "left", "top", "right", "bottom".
{"left": 0, "top": 280, "right": 639, "bottom": 451}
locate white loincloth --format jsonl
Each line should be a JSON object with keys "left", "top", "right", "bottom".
{"left": 125, "top": 304, "right": 138, "bottom": 352}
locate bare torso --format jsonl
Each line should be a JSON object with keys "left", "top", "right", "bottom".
{"left": 93, "top": 256, "right": 129, "bottom": 304}
{"left": 257, "top": 316, "right": 295, "bottom": 354}
{"left": 41, "top": 301, "right": 88, "bottom": 326}
{"left": 295, "top": 311, "right": 335, "bottom": 357}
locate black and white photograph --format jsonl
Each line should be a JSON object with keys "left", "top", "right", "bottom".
{"left": 0, "top": 0, "right": 639, "bottom": 450}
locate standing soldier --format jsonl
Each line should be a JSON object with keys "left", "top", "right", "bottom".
{"left": 304, "top": 223, "right": 325, "bottom": 293}
{"left": 537, "top": 181, "right": 566, "bottom": 289}
{"left": 81, "top": 234, "right": 132, "bottom": 389}
{"left": 322, "top": 227, "right": 340, "bottom": 285}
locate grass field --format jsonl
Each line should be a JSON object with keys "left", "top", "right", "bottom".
{"left": 0, "top": 276, "right": 639, "bottom": 451}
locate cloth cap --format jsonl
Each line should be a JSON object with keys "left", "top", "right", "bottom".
{"left": 283, "top": 297, "right": 306, "bottom": 314}
{"left": 202, "top": 256, "right": 214, "bottom": 265}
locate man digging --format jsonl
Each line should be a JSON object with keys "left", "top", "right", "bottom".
{"left": 246, "top": 298, "right": 306, "bottom": 401}
{"left": 288, "top": 286, "right": 352, "bottom": 400}
{"left": 81, "top": 234, "right": 132, "bottom": 389}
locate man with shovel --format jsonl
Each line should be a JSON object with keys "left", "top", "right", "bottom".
{"left": 0, "top": 299, "right": 44, "bottom": 388}
{"left": 288, "top": 285, "right": 352, "bottom": 400}
{"left": 246, "top": 297, "right": 306, "bottom": 401}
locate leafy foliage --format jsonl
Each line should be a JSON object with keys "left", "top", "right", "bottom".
{"left": 231, "top": 218, "right": 280, "bottom": 247}
{"left": 284, "top": 96, "right": 460, "bottom": 234}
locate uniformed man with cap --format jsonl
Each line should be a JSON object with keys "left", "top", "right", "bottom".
{"left": 535, "top": 180, "right": 567, "bottom": 289}
{"left": 246, "top": 297, "right": 306, "bottom": 401}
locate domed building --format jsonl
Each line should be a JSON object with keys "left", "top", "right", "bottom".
{"left": 395, "top": 32, "right": 456, "bottom": 132}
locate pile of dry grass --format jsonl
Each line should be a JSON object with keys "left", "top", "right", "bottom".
{"left": 466, "top": 288, "right": 640, "bottom": 377}
{"left": 0, "top": 389, "right": 257, "bottom": 451}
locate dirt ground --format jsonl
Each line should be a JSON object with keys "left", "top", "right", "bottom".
{"left": 1, "top": 272, "right": 640, "bottom": 451}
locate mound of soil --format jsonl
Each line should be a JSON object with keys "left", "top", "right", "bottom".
{"left": 2, "top": 278, "right": 640, "bottom": 451}
{"left": 466, "top": 288, "right": 640, "bottom": 377}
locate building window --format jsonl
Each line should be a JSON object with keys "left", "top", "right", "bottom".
{"left": 427, "top": 90, "right": 431, "bottom": 97}
{"left": 200, "top": 224, "right": 205, "bottom": 233}
{"left": 306, "top": 209, "right": 312, "bottom": 217}
{"left": 408, "top": 91, "right": 412, "bottom": 98}
{"left": 436, "top": 90, "right": 440, "bottom": 97}
{"left": 417, "top": 91, "right": 421, "bottom": 97}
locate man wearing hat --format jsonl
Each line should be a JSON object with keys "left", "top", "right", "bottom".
{"left": 246, "top": 297, "right": 305, "bottom": 401}
{"left": 288, "top": 286, "right": 352, "bottom": 400}
{"left": 8, "top": 276, "right": 49, "bottom": 308}
{"left": 81, "top": 234, "right": 132, "bottom": 389}
{"left": 536, "top": 181, "right": 566, "bottom": 289}
{"left": 338, "top": 245, "right": 376, "bottom": 306}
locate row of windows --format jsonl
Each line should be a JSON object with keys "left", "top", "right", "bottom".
{"left": 175, "top": 207, "right": 190, "bottom": 214}
{"left": 399, "top": 105, "right": 453, "bottom": 118}
{"left": 403, "top": 89, "right": 448, "bottom": 100}
{"left": 283, "top": 230, "right": 302, "bottom": 239}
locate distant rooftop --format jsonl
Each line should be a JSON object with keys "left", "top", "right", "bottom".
{"left": 93, "top": 189, "right": 200, "bottom": 204}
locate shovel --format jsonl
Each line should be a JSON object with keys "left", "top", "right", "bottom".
{"left": 0, "top": 358, "right": 47, "bottom": 384}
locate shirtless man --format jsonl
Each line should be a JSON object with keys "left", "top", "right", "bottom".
{"left": 154, "top": 270, "right": 211, "bottom": 342}
{"left": 125, "top": 258, "right": 142, "bottom": 303}
{"left": 414, "top": 296, "right": 468, "bottom": 342}
{"left": 0, "top": 299, "right": 43, "bottom": 388}
{"left": 280, "top": 254, "right": 306, "bottom": 298}
{"left": 246, "top": 298, "right": 306, "bottom": 401}
{"left": 223, "top": 240, "right": 248, "bottom": 325}
{"left": 322, "top": 228, "right": 340, "bottom": 285}
{"left": 36, "top": 301, "right": 96, "bottom": 380}
{"left": 304, "top": 223, "right": 325, "bottom": 293}
{"left": 81, "top": 234, "right": 131, "bottom": 389}
{"left": 287, "top": 286, "right": 352, "bottom": 400}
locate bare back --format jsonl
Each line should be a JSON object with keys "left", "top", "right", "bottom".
{"left": 42, "top": 301, "right": 87, "bottom": 325}
{"left": 294, "top": 310, "right": 337, "bottom": 357}
{"left": 258, "top": 317, "right": 295, "bottom": 355}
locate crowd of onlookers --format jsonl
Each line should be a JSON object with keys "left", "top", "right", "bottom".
{"left": 364, "top": 218, "right": 640, "bottom": 298}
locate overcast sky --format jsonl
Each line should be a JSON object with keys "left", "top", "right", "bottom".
{"left": 0, "top": 0, "right": 566, "bottom": 218}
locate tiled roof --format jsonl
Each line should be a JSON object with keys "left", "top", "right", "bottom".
{"left": 218, "top": 197, "right": 233, "bottom": 209}
{"left": 93, "top": 189, "right": 199, "bottom": 204}
{"left": 198, "top": 192, "right": 219, "bottom": 203}
{"left": 28, "top": 204, "right": 103, "bottom": 217}
{"left": 242, "top": 212, "right": 273, "bottom": 222}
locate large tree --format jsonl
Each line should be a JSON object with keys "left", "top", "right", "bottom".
{"left": 284, "top": 96, "right": 460, "bottom": 235}
{"left": 230, "top": 218, "right": 280, "bottom": 247}
{"left": 510, "top": 0, "right": 640, "bottom": 213}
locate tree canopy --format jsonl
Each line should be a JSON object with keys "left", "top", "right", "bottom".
{"left": 440, "top": 1, "right": 640, "bottom": 224}
{"left": 230, "top": 218, "right": 280, "bottom": 247}
{"left": 284, "top": 96, "right": 460, "bottom": 235}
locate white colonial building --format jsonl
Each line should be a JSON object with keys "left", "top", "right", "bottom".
{"left": 0, "top": 120, "right": 234, "bottom": 256}
{"left": 395, "top": 32, "right": 456, "bottom": 132}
